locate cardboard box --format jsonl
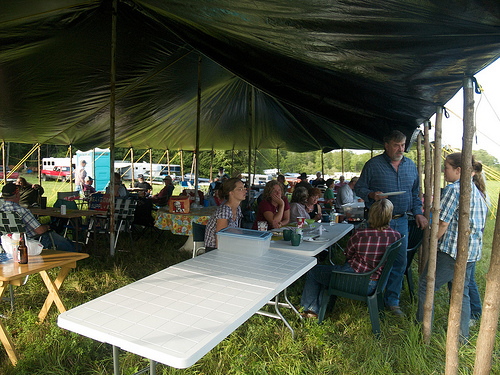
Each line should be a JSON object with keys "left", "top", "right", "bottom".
{"left": 217, "top": 227, "right": 272, "bottom": 257}
{"left": 169, "top": 196, "right": 190, "bottom": 214}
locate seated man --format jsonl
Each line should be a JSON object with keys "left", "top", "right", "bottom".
{"left": 150, "top": 175, "right": 174, "bottom": 206}
{"left": 105, "top": 172, "right": 129, "bottom": 198}
{"left": 16, "top": 177, "right": 44, "bottom": 207}
{"left": 1, "top": 183, "right": 76, "bottom": 251}
{"left": 300, "top": 199, "right": 401, "bottom": 318}
{"left": 335, "top": 177, "right": 359, "bottom": 210}
{"left": 134, "top": 174, "right": 152, "bottom": 197}
{"left": 82, "top": 176, "right": 96, "bottom": 196}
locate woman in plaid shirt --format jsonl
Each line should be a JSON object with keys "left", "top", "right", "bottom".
{"left": 300, "top": 199, "right": 401, "bottom": 318}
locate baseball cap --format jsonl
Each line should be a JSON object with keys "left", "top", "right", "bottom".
{"left": 2, "top": 183, "right": 18, "bottom": 198}
{"left": 137, "top": 174, "right": 144, "bottom": 179}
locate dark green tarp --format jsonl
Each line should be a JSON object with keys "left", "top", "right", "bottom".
{"left": 0, "top": 0, "right": 499, "bottom": 152}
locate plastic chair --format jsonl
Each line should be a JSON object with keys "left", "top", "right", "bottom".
{"left": 318, "top": 237, "right": 404, "bottom": 337}
{"left": 112, "top": 197, "right": 137, "bottom": 249}
{"left": 192, "top": 222, "right": 206, "bottom": 258}
{"left": 404, "top": 219, "right": 424, "bottom": 302}
{"left": 0, "top": 211, "right": 29, "bottom": 310}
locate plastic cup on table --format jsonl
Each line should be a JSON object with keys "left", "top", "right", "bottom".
{"left": 296, "top": 217, "right": 305, "bottom": 228}
{"left": 291, "top": 232, "right": 301, "bottom": 246}
{"left": 283, "top": 228, "right": 292, "bottom": 241}
{"left": 257, "top": 221, "right": 268, "bottom": 231}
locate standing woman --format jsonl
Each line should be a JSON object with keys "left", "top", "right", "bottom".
{"left": 417, "top": 152, "right": 487, "bottom": 341}
{"left": 306, "top": 187, "right": 322, "bottom": 221}
{"left": 323, "top": 178, "right": 335, "bottom": 210}
{"left": 204, "top": 178, "right": 247, "bottom": 251}
{"left": 253, "top": 180, "right": 290, "bottom": 229}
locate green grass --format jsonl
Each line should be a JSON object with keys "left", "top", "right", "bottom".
{"left": 0, "top": 177, "right": 499, "bottom": 374}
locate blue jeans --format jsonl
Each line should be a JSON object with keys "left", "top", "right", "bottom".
{"left": 383, "top": 215, "right": 408, "bottom": 307}
{"left": 447, "top": 262, "right": 482, "bottom": 320}
{"left": 300, "top": 262, "right": 377, "bottom": 314}
{"left": 416, "top": 251, "right": 474, "bottom": 340}
{"left": 39, "top": 231, "right": 76, "bottom": 252}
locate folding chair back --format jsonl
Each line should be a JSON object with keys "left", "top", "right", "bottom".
{"left": 57, "top": 191, "right": 80, "bottom": 201}
{"left": 113, "top": 198, "right": 137, "bottom": 249}
{"left": 192, "top": 222, "right": 206, "bottom": 257}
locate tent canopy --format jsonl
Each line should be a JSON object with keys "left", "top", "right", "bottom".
{"left": 0, "top": 0, "right": 499, "bottom": 152}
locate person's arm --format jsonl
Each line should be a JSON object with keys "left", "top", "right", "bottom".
{"left": 34, "top": 223, "right": 50, "bottom": 235}
{"left": 314, "top": 204, "right": 322, "bottom": 221}
{"left": 354, "top": 160, "right": 386, "bottom": 203}
{"left": 281, "top": 206, "right": 290, "bottom": 226}
{"left": 437, "top": 219, "right": 449, "bottom": 239}
{"left": 214, "top": 218, "right": 229, "bottom": 247}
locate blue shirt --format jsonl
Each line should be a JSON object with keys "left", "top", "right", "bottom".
{"left": 438, "top": 179, "right": 487, "bottom": 262}
{"left": 355, "top": 152, "right": 423, "bottom": 216}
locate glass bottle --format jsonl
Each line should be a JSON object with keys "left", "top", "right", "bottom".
{"left": 18, "top": 232, "right": 28, "bottom": 264}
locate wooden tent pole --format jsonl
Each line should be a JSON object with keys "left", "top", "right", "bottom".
{"left": 149, "top": 149, "right": 153, "bottom": 185}
{"left": 92, "top": 149, "right": 96, "bottom": 184}
{"left": 341, "top": 149, "right": 344, "bottom": 175}
{"left": 444, "top": 76, "right": 475, "bottom": 373}
{"left": 2, "top": 142, "right": 5, "bottom": 185}
{"left": 167, "top": 150, "right": 170, "bottom": 176}
{"left": 109, "top": 0, "right": 117, "bottom": 257}
{"left": 253, "top": 148, "right": 257, "bottom": 183}
{"left": 422, "top": 116, "right": 441, "bottom": 344}
{"left": 209, "top": 148, "right": 214, "bottom": 181}
{"left": 69, "top": 144, "right": 73, "bottom": 191}
{"left": 276, "top": 148, "right": 280, "bottom": 174}
{"left": 194, "top": 54, "right": 201, "bottom": 195}
{"left": 130, "top": 148, "right": 134, "bottom": 185}
{"left": 422, "top": 122, "right": 432, "bottom": 272}
{"left": 180, "top": 150, "right": 184, "bottom": 181}
{"left": 417, "top": 132, "right": 423, "bottom": 202}
{"left": 231, "top": 148, "right": 234, "bottom": 176}
{"left": 321, "top": 151, "right": 324, "bottom": 177}
{"left": 37, "top": 144, "right": 41, "bottom": 186}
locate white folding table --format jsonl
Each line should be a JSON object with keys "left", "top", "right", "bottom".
{"left": 270, "top": 223, "right": 353, "bottom": 256}
{"left": 58, "top": 250, "right": 316, "bottom": 373}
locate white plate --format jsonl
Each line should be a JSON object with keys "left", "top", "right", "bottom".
{"left": 302, "top": 236, "right": 328, "bottom": 243}
{"left": 377, "top": 191, "right": 406, "bottom": 197}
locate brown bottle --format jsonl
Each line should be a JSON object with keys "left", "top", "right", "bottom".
{"left": 18, "top": 232, "right": 28, "bottom": 264}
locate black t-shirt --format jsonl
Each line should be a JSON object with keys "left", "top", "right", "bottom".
{"left": 134, "top": 181, "right": 152, "bottom": 190}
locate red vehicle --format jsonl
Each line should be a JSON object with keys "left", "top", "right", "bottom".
{"left": 41, "top": 166, "right": 73, "bottom": 181}
{"left": 0, "top": 166, "right": 19, "bottom": 182}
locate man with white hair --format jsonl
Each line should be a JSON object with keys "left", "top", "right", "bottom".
{"left": 311, "top": 171, "right": 326, "bottom": 187}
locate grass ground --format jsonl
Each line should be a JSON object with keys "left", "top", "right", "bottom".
{"left": 0, "top": 176, "right": 498, "bottom": 374}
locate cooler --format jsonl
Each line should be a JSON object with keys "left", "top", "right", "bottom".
{"left": 217, "top": 227, "right": 272, "bottom": 257}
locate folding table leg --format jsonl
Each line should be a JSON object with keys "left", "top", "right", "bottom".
{"left": 0, "top": 283, "right": 19, "bottom": 365}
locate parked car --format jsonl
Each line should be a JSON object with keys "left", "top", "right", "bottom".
{"left": 0, "top": 166, "right": 19, "bottom": 182}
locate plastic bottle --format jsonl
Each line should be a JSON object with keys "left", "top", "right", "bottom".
{"left": 18, "top": 232, "right": 28, "bottom": 264}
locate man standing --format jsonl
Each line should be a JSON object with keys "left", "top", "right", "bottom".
{"left": 295, "top": 172, "right": 311, "bottom": 191}
{"left": 355, "top": 130, "right": 427, "bottom": 316}
{"left": 1, "top": 183, "right": 75, "bottom": 251}
{"left": 336, "top": 177, "right": 359, "bottom": 209}
{"left": 217, "top": 167, "right": 229, "bottom": 180}
{"left": 75, "top": 160, "right": 87, "bottom": 192}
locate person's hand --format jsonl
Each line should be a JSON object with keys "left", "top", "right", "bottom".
{"left": 415, "top": 214, "right": 428, "bottom": 229}
{"left": 368, "top": 191, "right": 386, "bottom": 201}
{"left": 272, "top": 220, "right": 282, "bottom": 228}
{"left": 271, "top": 190, "right": 284, "bottom": 206}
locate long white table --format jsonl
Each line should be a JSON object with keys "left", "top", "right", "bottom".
{"left": 58, "top": 250, "right": 316, "bottom": 373}
{"left": 270, "top": 223, "right": 353, "bottom": 256}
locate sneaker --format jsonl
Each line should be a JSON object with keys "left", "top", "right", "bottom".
{"left": 387, "top": 305, "right": 405, "bottom": 317}
{"left": 300, "top": 310, "right": 319, "bottom": 319}
{"left": 469, "top": 319, "right": 478, "bottom": 328}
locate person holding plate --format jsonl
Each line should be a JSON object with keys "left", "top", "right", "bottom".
{"left": 355, "top": 130, "right": 427, "bottom": 317}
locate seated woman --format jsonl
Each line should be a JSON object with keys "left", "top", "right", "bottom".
{"left": 323, "top": 178, "right": 335, "bottom": 210}
{"left": 289, "top": 186, "right": 309, "bottom": 223}
{"left": 16, "top": 177, "right": 44, "bottom": 207}
{"left": 306, "top": 187, "right": 322, "bottom": 221}
{"left": 105, "top": 172, "right": 129, "bottom": 198}
{"left": 204, "top": 178, "right": 247, "bottom": 251}
{"left": 252, "top": 180, "right": 290, "bottom": 230}
{"left": 300, "top": 199, "right": 401, "bottom": 318}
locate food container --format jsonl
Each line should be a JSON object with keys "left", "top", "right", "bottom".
{"left": 217, "top": 227, "right": 272, "bottom": 257}
{"left": 342, "top": 203, "right": 364, "bottom": 221}
{"left": 169, "top": 196, "right": 190, "bottom": 214}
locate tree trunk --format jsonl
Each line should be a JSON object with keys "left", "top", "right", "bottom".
{"left": 474, "top": 193, "right": 500, "bottom": 374}
{"left": 423, "top": 114, "right": 442, "bottom": 344}
{"left": 445, "top": 76, "right": 475, "bottom": 374}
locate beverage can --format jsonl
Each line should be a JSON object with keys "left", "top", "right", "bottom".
{"left": 60, "top": 205, "right": 67, "bottom": 215}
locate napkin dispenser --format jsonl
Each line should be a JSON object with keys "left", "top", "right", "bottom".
{"left": 169, "top": 196, "right": 190, "bottom": 214}
{"left": 217, "top": 227, "right": 272, "bottom": 257}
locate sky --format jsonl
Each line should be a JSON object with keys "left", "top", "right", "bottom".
{"left": 430, "top": 58, "right": 500, "bottom": 161}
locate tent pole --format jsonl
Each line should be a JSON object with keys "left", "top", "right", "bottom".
{"left": 210, "top": 148, "right": 214, "bottom": 181}
{"left": 180, "top": 150, "right": 184, "bottom": 181}
{"left": 92, "top": 149, "right": 95, "bottom": 185}
{"left": 194, "top": 54, "right": 201, "bottom": 195}
{"left": 109, "top": 0, "right": 117, "bottom": 257}
{"left": 69, "top": 144, "right": 74, "bottom": 191}
{"left": 1, "top": 142, "right": 5, "bottom": 185}
{"left": 445, "top": 76, "right": 475, "bottom": 371}
{"left": 341, "top": 149, "right": 344, "bottom": 175}
{"left": 421, "top": 121, "right": 432, "bottom": 273}
{"left": 417, "top": 132, "right": 423, "bottom": 203}
{"left": 321, "top": 151, "right": 324, "bottom": 177}
{"left": 167, "top": 149, "right": 170, "bottom": 176}
{"left": 231, "top": 148, "right": 234, "bottom": 176}
{"left": 37, "top": 144, "right": 41, "bottom": 186}
{"left": 149, "top": 149, "right": 153, "bottom": 185}
{"left": 130, "top": 148, "right": 134, "bottom": 186}
{"left": 248, "top": 86, "right": 255, "bottom": 187}
{"left": 276, "top": 148, "right": 279, "bottom": 174}
{"left": 253, "top": 148, "right": 257, "bottom": 183}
